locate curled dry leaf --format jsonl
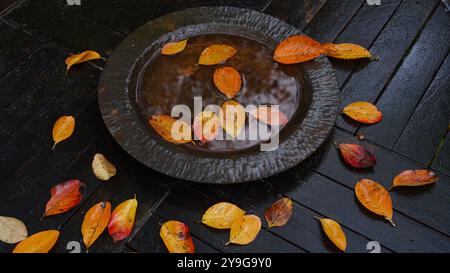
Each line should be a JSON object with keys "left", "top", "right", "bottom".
{"left": 149, "top": 115, "right": 193, "bottom": 144}
{"left": 201, "top": 202, "right": 245, "bottom": 229}
{"left": 65, "top": 50, "right": 101, "bottom": 74}
{"left": 213, "top": 66, "right": 242, "bottom": 99}
{"left": 343, "top": 102, "right": 382, "bottom": 124}
{"left": 273, "top": 35, "right": 323, "bottom": 64}
{"left": 227, "top": 215, "right": 261, "bottom": 246}
{"left": 160, "top": 220, "right": 195, "bottom": 253}
{"left": 219, "top": 101, "right": 246, "bottom": 139}
{"left": 161, "top": 39, "right": 188, "bottom": 55}
{"left": 265, "top": 197, "right": 293, "bottom": 228}
{"left": 12, "top": 230, "right": 59, "bottom": 253}
{"left": 52, "top": 115, "right": 75, "bottom": 149}
{"left": 336, "top": 143, "right": 376, "bottom": 168}
{"left": 193, "top": 111, "right": 220, "bottom": 142}
{"left": 108, "top": 195, "right": 138, "bottom": 242}
{"left": 44, "top": 179, "right": 85, "bottom": 217}
{"left": 355, "top": 179, "right": 394, "bottom": 226}
{"left": 391, "top": 170, "right": 438, "bottom": 189}
{"left": 322, "top": 43, "right": 374, "bottom": 60}
{"left": 315, "top": 217, "right": 347, "bottom": 251}
{"left": 198, "top": 44, "right": 237, "bottom": 65}
{"left": 249, "top": 106, "right": 288, "bottom": 126}
{"left": 0, "top": 216, "right": 28, "bottom": 244}
{"left": 92, "top": 153, "right": 117, "bottom": 181}
{"left": 82, "top": 201, "right": 111, "bottom": 249}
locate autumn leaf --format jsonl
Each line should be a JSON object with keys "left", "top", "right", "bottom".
{"left": 265, "top": 197, "right": 293, "bottom": 228}
{"left": 336, "top": 143, "right": 376, "bottom": 168}
{"left": 92, "top": 153, "right": 116, "bottom": 181}
{"left": 108, "top": 195, "right": 138, "bottom": 242}
{"left": 201, "top": 202, "right": 245, "bottom": 229}
{"left": 213, "top": 66, "right": 242, "bottom": 99}
{"left": 391, "top": 170, "right": 438, "bottom": 190}
{"left": 149, "top": 115, "right": 193, "bottom": 144}
{"left": 161, "top": 39, "right": 188, "bottom": 55}
{"left": 227, "top": 215, "right": 261, "bottom": 245}
{"left": 43, "top": 179, "right": 85, "bottom": 217}
{"left": 12, "top": 230, "right": 59, "bottom": 253}
{"left": 65, "top": 50, "right": 101, "bottom": 74}
{"left": 82, "top": 201, "right": 111, "bottom": 249}
{"left": 355, "top": 179, "right": 394, "bottom": 226}
{"left": 160, "top": 220, "right": 195, "bottom": 253}
{"left": 322, "top": 43, "right": 374, "bottom": 60}
{"left": 52, "top": 115, "right": 75, "bottom": 149}
{"left": 342, "top": 102, "right": 382, "bottom": 124}
{"left": 315, "top": 217, "right": 347, "bottom": 251}
{"left": 198, "top": 44, "right": 237, "bottom": 65}
{"left": 219, "top": 101, "right": 246, "bottom": 139}
{"left": 0, "top": 216, "right": 27, "bottom": 244}
{"left": 249, "top": 106, "right": 288, "bottom": 126}
{"left": 273, "top": 35, "right": 323, "bottom": 64}
{"left": 193, "top": 111, "right": 220, "bottom": 142}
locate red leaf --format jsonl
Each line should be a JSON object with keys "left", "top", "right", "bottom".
{"left": 44, "top": 180, "right": 85, "bottom": 217}
{"left": 336, "top": 143, "right": 376, "bottom": 168}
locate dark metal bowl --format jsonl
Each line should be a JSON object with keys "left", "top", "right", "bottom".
{"left": 98, "top": 7, "right": 339, "bottom": 184}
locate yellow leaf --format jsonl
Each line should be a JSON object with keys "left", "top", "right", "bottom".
{"left": 65, "top": 50, "right": 101, "bottom": 74}
{"left": 160, "top": 220, "right": 195, "bottom": 253}
{"left": 82, "top": 201, "right": 111, "bottom": 249}
{"left": 92, "top": 153, "right": 117, "bottom": 181}
{"left": 227, "top": 215, "right": 261, "bottom": 245}
{"left": 198, "top": 44, "right": 237, "bottom": 65}
{"left": 315, "top": 217, "right": 347, "bottom": 251}
{"left": 149, "top": 114, "right": 193, "bottom": 144}
{"left": 322, "top": 43, "right": 374, "bottom": 60}
{"left": 0, "top": 216, "right": 28, "bottom": 244}
{"left": 12, "top": 230, "right": 59, "bottom": 253}
{"left": 219, "top": 101, "right": 246, "bottom": 139}
{"left": 108, "top": 196, "right": 138, "bottom": 242}
{"left": 201, "top": 202, "right": 245, "bottom": 229}
{"left": 161, "top": 39, "right": 188, "bottom": 55}
{"left": 342, "top": 102, "right": 382, "bottom": 124}
{"left": 52, "top": 115, "right": 75, "bottom": 149}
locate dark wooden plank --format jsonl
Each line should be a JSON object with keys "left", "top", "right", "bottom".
{"left": 336, "top": 0, "right": 440, "bottom": 132}
{"left": 305, "top": 128, "right": 450, "bottom": 237}
{"left": 264, "top": 0, "right": 328, "bottom": 29}
{"left": 0, "top": 0, "right": 18, "bottom": 12}
{"left": 359, "top": 7, "right": 450, "bottom": 149}
{"left": 432, "top": 133, "right": 450, "bottom": 176}
{"left": 393, "top": 54, "right": 450, "bottom": 165}
{"left": 169, "top": 0, "right": 272, "bottom": 11}
{"left": 156, "top": 182, "right": 303, "bottom": 253}
{"left": 267, "top": 167, "right": 450, "bottom": 252}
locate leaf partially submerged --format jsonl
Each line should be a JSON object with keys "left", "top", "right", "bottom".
{"left": 391, "top": 170, "right": 438, "bottom": 189}
{"left": 322, "top": 43, "right": 374, "bottom": 60}
{"left": 160, "top": 220, "right": 195, "bottom": 253}
{"left": 12, "top": 230, "right": 59, "bottom": 253}
{"left": 44, "top": 179, "right": 85, "bottom": 217}
{"left": 82, "top": 201, "right": 111, "bottom": 249}
{"left": 52, "top": 115, "right": 75, "bottom": 149}
{"left": 65, "top": 50, "right": 101, "bottom": 74}
{"left": 149, "top": 115, "right": 193, "bottom": 144}
{"left": 336, "top": 143, "right": 376, "bottom": 168}
{"left": 249, "top": 106, "right": 288, "bottom": 126}
{"left": 108, "top": 196, "right": 138, "bottom": 242}
{"left": 201, "top": 202, "right": 245, "bottom": 229}
{"left": 219, "top": 101, "right": 246, "bottom": 139}
{"left": 227, "top": 215, "right": 261, "bottom": 245}
{"left": 343, "top": 102, "right": 382, "bottom": 124}
{"left": 273, "top": 35, "right": 323, "bottom": 64}
{"left": 161, "top": 39, "right": 188, "bottom": 55}
{"left": 193, "top": 111, "right": 220, "bottom": 142}
{"left": 315, "top": 217, "right": 347, "bottom": 251}
{"left": 355, "top": 179, "right": 394, "bottom": 226}
{"left": 265, "top": 197, "right": 293, "bottom": 228}
{"left": 0, "top": 216, "right": 28, "bottom": 244}
{"left": 92, "top": 153, "right": 116, "bottom": 181}
{"left": 198, "top": 44, "right": 237, "bottom": 65}
{"left": 213, "top": 66, "right": 242, "bottom": 99}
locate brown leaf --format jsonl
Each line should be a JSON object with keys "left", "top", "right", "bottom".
{"left": 391, "top": 170, "right": 438, "bottom": 189}
{"left": 82, "top": 201, "right": 111, "bottom": 249}
{"left": 12, "top": 230, "right": 59, "bottom": 253}
{"left": 315, "top": 217, "right": 347, "bottom": 251}
{"left": 219, "top": 101, "right": 246, "bottom": 139}
{"left": 65, "top": 50, "right": 101, "bottom": 74}
{"left": 336, "top": 143, "right": 376, "bottom": 168}
{"left": 44, "top": 180, "right": 85, "bottom": 217}
{"left": 265, "top": 197, "right": 293, "bottom": 228}
{"left": 160, "top": 220, "right": 195, "bottom": 253}
{"left": 213, "top": 66, "right": 242, "bottom": 99}
{"left": 149, "top": 115, "right": 193, "bottom": 144}
{"left": 52, "top": 115, "right": 75, "bottom": 149}
{"left": 0, "top": 216, "right": 28, "bottom": 244}
{"left": 198, "top": 44, "right": 237, "bottom": 65}
{"left": 92, "top": 153, "right": 117, "bottom": 181}
{"left": 355, "top": 179, "right": 394, "bottom": 226}
{"left": 343, "top": 102, "right": 383, "bottom": 124}
{"left": 322, "top": 43, "right": 374, "bottom": 60}
{"left": 273, "top": 35, "right": 323, "bottom": 64}
{"left": 227, "top": 215, "right": 261, "bottom": 245}
{"left": 161, "top": 39, "right": 188, "bottom": 55}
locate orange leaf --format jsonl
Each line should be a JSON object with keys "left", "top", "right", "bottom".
{"left": 227, "top": 215, "right": 261, "bottom": 245}
{"left": 161, "top": 39, "right": 188, "bottom": 55}
{"left": 44, "top": 179, "right": 85, "bottom": 217}
{"left": 108, "top": 195, "right": 138, "bottom": 242}
{"left": 336, "top": 143, "right": 376, "bottom": 168}
{"left": 265, "top": 197, "right": 293, "bottom": 228}
{"left": 160, "top": 220, "right": 195, "bottom": 253}
{"left": 82, "top": 201, "right": 111, "bottom": 249}
{"left": 149, "top": 114, "right": 193, "bottom": 144}
{"left": 343, "top": 102, "right": 382, "bottom": 124}
{"left": 193, "top": 111, "right": 220, "bottom": 142}
{"left": 249, "top": 106, "right": 288, "bottom": 126}
{"left": 219, "top": 101, "right": 246, "bottom": 139}
{"left": 273, "top": 35, "right": 323, "bottom": 64}
{"left": 315, "top": 217, "right": 347, "bottom": 251}
{"left": 392, "top": 170, "right": 438, "bottom": 189}
{"left": 52, "top": 115, "right": 75, "bottom": 149}
{"left": 12, "top": 230, "right": 59, "bottom": 253}
{"left": 322, "top": 43, "right": 374, "bottom": 60}
{"left": 201, "top": 202, "right": 245, "bottom": 229}
{"left": 213, "top": 66, "right": 242, "bottom": 99}
{"left": 355, "top": 179, "right": 394, "bottom": 226}
{"left": 65, "top": 50, "right": 101, "bottom": 74}
{"left": 198, "top": 44, "right": 237, "bottom": 65}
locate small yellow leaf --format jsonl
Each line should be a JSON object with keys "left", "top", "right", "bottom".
{"left": 201, "top": 202, "right": 245, "bottom": 229}
{"left": 342, "top": 102, "right": 382, "bottom": 124}
{"left": 0, "top": 216, "right": 28, "bottom": 244}
{"left": 219, "top": 101, "right": 246, "bottom": 139}
{"left": 149, "top": 115, "right": 193, "bottom": 144}
{"left": 161, "top": 39, "right": 188, "bottom": 55}
{"left": 322, "top": 43, "right": 374, "bottom": 60}
{"left": 52, "top": 115, "right": 75, "bottom": 149}
{"left": 108, "top": 196, "right": 138, "bottom": 242}
{"left": 12, "top": 230, "right": 59, "bottom": 253}
{"left": 315, "top": 217, "right": 347, "bottom": 251}
{"left": 198, "top": 44, "right": 237, "bottom": 65}
{"left": 92, "top": 153, "right": 117, "bottom": 181}
{"left": 65, "top": 50, "right": 101, "bottom": 74}
{"left": 227, "top": 215, "right": 261, "bottom": 245}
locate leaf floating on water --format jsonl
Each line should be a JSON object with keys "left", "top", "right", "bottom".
{"left": 92, "top": 153, "right": 117, "bottom": 181}
{"left": 160, "top": 220, "right": 195, "bottom": 253}
{"left": 264, "top": 197, "right": 293, "bottom": 228}
{"left": 108, "top": 195, "right": 138, "bottom": 242}
{"left": 198, "top": 44, "right": 237, "bottom": 65}
{"left": 219, "top": 101, "right": 246, "bottom": 139}
{"left": 52, "top": 115, "right": 75, "bottom": 149}
{"left": 342, "top": 102, "right": 382, "bottom": 124}
{"left": 391, "top": 170, "right": 438, "bottom": 189}
{"left": 227, "top": 215, "right": 261, "bottom": 245}
{"left": 193, "top": 111, "right": 220, "bottom": 142}
{"left": 201, "top": 202, "right": 245, "bottom": 229}
{"left": 336, "top": 143, "right": 376, "bottom": 168}
{"left": 0, "top": 216, "right": 28, "bottom": 244}
{"left": 315, "top": 217, "right": 347, "bottom": 251}
{"left": 12, "top": 230, "right": 59, "bottom": 253}
{"left": 149, "top": 115, "right": 193, "bottom": 144}
{"left": 161, "top": 39, "right": 188, "bottom": 55}
{"left": 65, "top": 50, "right": 101, "bottom": 74}
{"left": 82, "top": 201, "right": 111, "bottom": 249}
{"left": 44, "top": 180, "right": 85, "bottom": 217}
{"left": 355, "top": 179, "right": 395, "bottom": 226}
{"left": 249, "top": 106, "right": 288, "bottom": 126}
{"left": 273, "top": 35, "right": 323, "bottom": 64}
{"left": 213, "top": 66, "right": 242, "bottom": 99}
{"left": 322, "top": 43, "right": 374, "bottom": 60}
